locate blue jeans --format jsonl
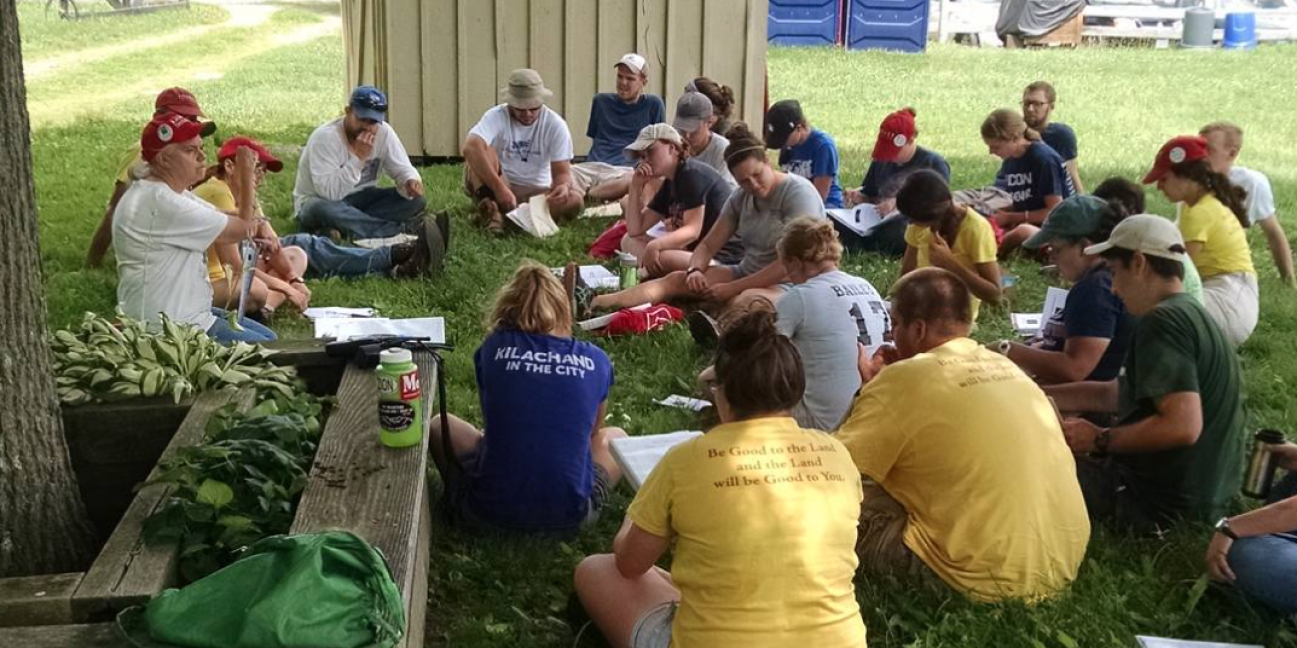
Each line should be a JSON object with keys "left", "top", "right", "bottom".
{"left": 295, "top": 187, "right": 426, "bottom": 239}
{"left": 206, "top": 307, "right": 277, "bottom": 344}
{"left": 1228, "top": 472, "right": 1297, "bottom": 615}
{"left": 278, "top": 234, "right": 392, "bottom": 278}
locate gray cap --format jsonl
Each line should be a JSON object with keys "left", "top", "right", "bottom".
{"left": 673, "top": 91, "right": 714, "bottom": 133}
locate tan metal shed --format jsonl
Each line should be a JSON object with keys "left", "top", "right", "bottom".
{"left": 342, "top": 0, "right": 770, "bottom": 159}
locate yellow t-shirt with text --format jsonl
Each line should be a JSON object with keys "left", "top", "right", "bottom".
{"left": 627, "top": 417, "right": 867, "bottom": 648}
{"left": 837, "top": 338, "right": 1090, "bottom": 602}
{"left": 193, "top": 178, "right": 239, "bottom": 283}
{"left": 1178, "top": 194, "right": 1255, "bottom": 278}
{"left": 904, "top": 208, "right": 997, "bottom": 320}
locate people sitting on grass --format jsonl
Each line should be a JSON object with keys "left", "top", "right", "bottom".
{"left": 1090, "top": 176, "right": 1205, "bottom": 304}
{"left": 774, "top": 216, "right": 890, "bottom": 430}
{"left": 765, "top": 99, "right": 845, "bottom": 208}
{"left": 1200, "top": 121, "right": 1295, "bottom": 288}
{"left": 430, "top": 261, "right": 626, "bottom": 534}
{"left": 673, "top": 91, "right": 736, "bottom": 188}
{"left": 87, "top": 86, "right": 217, "bottom": 268}
{"left": 981, "top": 108, "right": 1076, "bottom": 255}
{"left": 996, "top": 195, "right": 1134, "bottom": 384}
{"left": 620, "top": 124, "right": 738, "bottom": 278}
{"left": 576, "top": 123, "right": 825, "bottom": 326}
{"left": 574, "top": 306, "right": 867, "bottom": 648}
{"left": 1022, "top": 81, "right": 1083, "bottom": 194}
{"left": 1045, "top": 216, "right": 1245, "bottom": 533}
{"left": 896, "top": 170, "right": 1002, "bottom": 321}
{"left": 462, "top": 69, "right": 583, "bottom": 234}
{"left": 837, "top": 267, "right": 1090, "bottom": 602}
{"left": 293, "top": 85, "right": 427, "bottom": 241}
{"left": 843, "top": 107, "right": 951, "bottom": 257}
{"left": 1145, "top": 135, "right": 1258, "bottom": 347}
{"left": 570, "top": 53, "right": 665, "bottom": 203}
{"left": 114, "top": 113, "right": 272, "bottom": 343}
{"left": 1205, "top": 439, "right": 1297, "bottom": 617}
{"left": 686, "top": 76, "right": 737, "bottom": 137}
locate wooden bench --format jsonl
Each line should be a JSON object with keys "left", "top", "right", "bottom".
{"left": 0, "top": 622, "right": 126, "bottom": 647}
{"left": 289, "top": 350, "right": 436, "bottom": 648}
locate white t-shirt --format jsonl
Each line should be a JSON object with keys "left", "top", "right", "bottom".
{"left": 467, "top": 105, "right": 573, "bottom": 189}
{"left": 293, "top": 118, "right": 421, "bottom": 214}
{"left": 695, "top": 131, "right": 736, "bottom": 189}
{"left": 1229, "top": 166, "right": 1275, "bottom": 225}
{"left": 113, "top": 179, "right": 227, "bottom": 331}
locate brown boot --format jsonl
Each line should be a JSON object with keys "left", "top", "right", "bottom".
{"left": 476, "top": 198, "right": 504, "bottom": 235}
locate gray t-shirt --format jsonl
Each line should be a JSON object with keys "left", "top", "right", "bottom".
{"left": 721, "top": 172, "right": 826, "bottom": 277}
{"left": 776, "top": 270, "right": 890, "bottom": 431}
{"left": 695, "top": 132, "right": 737, "bottom": 189}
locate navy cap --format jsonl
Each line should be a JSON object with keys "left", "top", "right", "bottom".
{"left": 349, "top": 85, "right": 389, "bottom": 123}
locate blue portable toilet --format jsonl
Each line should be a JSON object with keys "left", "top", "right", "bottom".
{"left": 845, "top": 0, "right": 930, "bottom": 53}
{"left": 1222, "top": 12, "right": 1257, "bottom": 49}
{"left": 769, "top": 0, "right": 845, "bottom": 46}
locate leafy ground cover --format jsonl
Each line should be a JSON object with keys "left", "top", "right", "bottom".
{"left": 19, "top": 6, "right": 1297, "bottom": 646}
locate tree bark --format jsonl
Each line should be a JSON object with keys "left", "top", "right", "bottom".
{"left": 0, "top": 0, "right": 98, "bottom": 577}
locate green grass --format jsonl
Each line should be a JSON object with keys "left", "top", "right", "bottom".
{"left": 20, "top": 9, "right": 1297, "bottom": 646}
{"left": 16, "top": 0, "right": 228, "bottom": 62}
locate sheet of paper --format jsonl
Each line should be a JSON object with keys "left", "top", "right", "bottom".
{"left": 550, "top": 265, "right": 619, "bottom": 290}
{"left": 1043, "top": 286, "right": 1069, "bottom": 321}
{"left": 611, "top": 431, "right": 704, "bottom": 490}
{"left": 313, "top": 316, "right": 445, "bottom": 343}
{"left": 302, "top": 307, "right": 375, "bottom": 320}
{"left": 1136, "top": 637, "right": 1262, "bottom": 648}
{"left": 354, "top": 233, "right": 418, "bottom": 249}
{"left": 1012, "top": 313, "right": 1043, "bottom": 337}
{"left": 653, "top": 395, "right": 712, "bottom": 412}
{"left": 646, "top": 221, "right": 669, "bottom": 239}
{"left": 825, "top": 204, "right": 884, "bottom": 237}
{"left": 581, "top": 202, "right": 623, "bottom": 219}
{"left": 578, "top": 303, "right": 652, "bottom": 331}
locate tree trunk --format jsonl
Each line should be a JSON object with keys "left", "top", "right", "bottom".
{"left": 0, "top": 0, "right": 98, "bottom": 577}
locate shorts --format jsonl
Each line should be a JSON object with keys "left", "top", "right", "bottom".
{"left": 629, "top": 601, "right": 676, "bottom": 648}
{"left": 570, "top": 161, "right": 632, "bottom": 194}
{"left": 461, "top": 163, "right": 550, "bottom": 203}
{"left": 449, "top": 462, "right": 614, "bottom": 533}
{"left": 1201, "top": 272, "right": 1258, "bottom": 347}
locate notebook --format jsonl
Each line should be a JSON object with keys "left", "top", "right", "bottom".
{"left": 611, "top": 431, "right": 704, "bottom": 490}
{"left": 825, "top": 204, "right": 884, "bottom": 237}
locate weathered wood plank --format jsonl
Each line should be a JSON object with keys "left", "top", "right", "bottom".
{"left": 458, "top": 0, "right": 498, "bottom": 142}
{"left": 290, "top": 352, "right": 434, "bottom": 644}
{"left": 0, "top": 623, "right": 127, "bottom": 647}
{"left": 664, "top": 0, "right": 702, "bottom": 112}
{"left": 741, "top": 0, "right": 769, "bottom": 128}
{"left": 598, "top": 0, "right": 636, "bottom": 92}
{"left": 531, "top": 0, "right": 567, "bottom": 116}
{"left": 702, "top": 0, "right": 747, "bottom": 95}
{"left": 0, "top": 573, "right": 83, "bottom": 627}
{"left": 495, "top": 0, "right": 530, "bottom": 84}
{"left": 564, "top": 0, "right": 598, "bottom": 155}
{"left": 423, "top": 0, "right": 460, "bottom": 159}
{"left": 385, "top": 0, "right": 424, "bottom": 157}
{"left": 71, "top": 389, "right": 256, "bottom": 622}
{"left": 636, "top": 0, "right": 669, "bottom": 100}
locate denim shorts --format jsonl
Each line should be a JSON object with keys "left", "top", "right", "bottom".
{"left": 629, "top": 601, "right": 676, "bottom": 648}
{"left": 450, "top": 463, "right": 614, "bottom": 533}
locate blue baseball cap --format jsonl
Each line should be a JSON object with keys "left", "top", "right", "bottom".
{"left": 349, "top": 85, "right": 389, "bottom": 122}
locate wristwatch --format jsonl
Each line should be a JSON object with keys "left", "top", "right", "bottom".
{"left": 685, "top": 267, "right": 703, "bottom": 276}
{"left": 1214, "top": 516, "right": 1239, "bottom": 541}
{"left": 996, "top": 339, "right": 1012, "bottom": 356}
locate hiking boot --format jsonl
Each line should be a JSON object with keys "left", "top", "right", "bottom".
{"left": 687, "top": 310, "right": 720, "bottom": 348}
{"left": 476, "top": 198, "right": 504, "bottom": 235}
{"left": 392, "top": 216, "right": 446, "bottom": 278}
{"left": 390, "top": 241, "right": 416, "bottom": 267}
{"left": 562, "top": 262, "right": 596, "bottom": 320}
{"left": 434, "top": 210, "right": 451, "bottom": 253}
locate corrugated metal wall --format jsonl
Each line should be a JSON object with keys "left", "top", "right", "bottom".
{"left": 342, "top": 0, "right": 769, "bottom": 159}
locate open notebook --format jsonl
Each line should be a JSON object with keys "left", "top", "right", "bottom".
{"left": 1136, "top": 637, "right": 1261, "bottom": 648}
{"left": 610, "top": 431, "right": 703, "bottom": 491}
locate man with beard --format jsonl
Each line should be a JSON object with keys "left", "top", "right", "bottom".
{"left": 1022, "top": 80, "right": 1083, "bottom": 194}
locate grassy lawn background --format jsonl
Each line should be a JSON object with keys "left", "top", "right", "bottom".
{"left": 18, "top": 5, "right": 1297, "bottom": 646}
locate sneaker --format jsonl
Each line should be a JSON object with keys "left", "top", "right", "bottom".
{"left": 477, "top": 198, "right": 504, "bottom": 235}
{"left": 687, "top": 310, "right": 720, "bottom": 348}
{"left": 562, "top": 262, "right": 596, "bottom": 320}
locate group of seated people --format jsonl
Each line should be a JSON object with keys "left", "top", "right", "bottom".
{"left": 89, "top": 58, "right": 1296, "bottom": 644}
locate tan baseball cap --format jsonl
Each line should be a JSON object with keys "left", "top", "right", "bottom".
{"left": 624, "top": 123, "right": 683, "bottom": 153}
{"left": 1083, "top": 214, "right": 1186, "bottom": 260}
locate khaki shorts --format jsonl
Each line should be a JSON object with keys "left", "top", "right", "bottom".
{"left": 570, "top": 161, "right": 632, "bottom": 194}
{"left": 855, "top": 479, "right": 947, "bottom": 590}
{"left": 1202, "top": 271, "right": 1259, "bottom": 347}
{"left": 461, "top": 164, "right": 549, "bottom": 202}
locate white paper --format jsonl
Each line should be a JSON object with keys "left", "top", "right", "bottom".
{"left": 302, "top": 307, "right": 375, "bottom": 321}
{"left": 505, "top": 194, "right": 560, "bottom": 238}
{"left": 581, "top": 202, "right": 623, "bottom": 218}
{"left": 1012, "top": 313, "right": 1043, "bottom": 337}
{"left": 611, "top": 431, "right": 703, "bottom": 490}
{"left": 1043, "top": 286, "right": 1069, "bottom": 321}
{"left": 578, "top": 303, "right": 652, "bottom": 331}
{"left": 653, "top": 395, "right": 712, "bottom": 412}
{"left": 550, "top": 265, "right": 619, "bottom": 290}
{"left": 646, "top": 221, "right": 669, "bottom": 239}
{"left": 1136, "top": 637, "right": 1262, "bottom": 648}
{"left": 354, "top": 233, "right": 418, "bottom": 249}
{"left": 313, "top": 316, "right": 445, "bottom": 343}
{"left": 826, "top": 204, "right": 884, "bottom": 237}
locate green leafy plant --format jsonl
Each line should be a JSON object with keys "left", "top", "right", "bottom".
{"left": 51, "top": 311, "right": 297, "bottom": 406}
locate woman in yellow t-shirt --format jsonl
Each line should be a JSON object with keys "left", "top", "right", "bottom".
{"left": 573, "top": 308, "right": 867, "bottom": 648}
{"left": 1144, "top": 135, "right": 1257, "bottom": 346}
{"left": 897, "top": 170, "right": 1002, "bottom": 320}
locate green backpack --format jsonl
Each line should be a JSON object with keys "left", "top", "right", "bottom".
{"left": 121, "top": 531, "right": 405, "bottom": 648}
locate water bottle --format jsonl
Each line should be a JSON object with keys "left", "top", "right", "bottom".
{"left": 377, "top": 348, "right": 423, "bottom": 448}
{"left": 618, "top": 251, "right": 639, "bottom": 289}
{"left": 1243, "top": 429, "right": 1286, "bottom": 499}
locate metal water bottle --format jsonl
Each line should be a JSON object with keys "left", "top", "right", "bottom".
{"left": 377, "top": 348, "right": 423, "bottom": 448}
{"left": 1243, "top": 429, "right": 1286, "bottom": 499}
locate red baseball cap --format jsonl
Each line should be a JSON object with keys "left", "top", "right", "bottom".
{"left": 140, "top": 112, "right": 209, "bottom": 162}
{"left": 872, "top": 108, "right": 917, "bottom": 162}
{"left": 154, "top": 87, "right": 205, "bottom": 118}
{"left": 217, "top": 136, "right": 283, "bottom": 173}
{"left": 1142, "top": 135, "right": 1209, "bottom": 184}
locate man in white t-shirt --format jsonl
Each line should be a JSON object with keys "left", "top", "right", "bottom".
{"left": 294, "top": 85, "right": 427, "bottom": 241}
{"left": 462, "top": 69, "right": 582, "bottom": 233}
{"left": 1200, "top": 121, "right": 1295, "bottom": 287}
{"left": 673, "top": 91, "right": 735, "bottom": 189}
{"left": 114, "top": 112, "right": 274, "bottom": 344}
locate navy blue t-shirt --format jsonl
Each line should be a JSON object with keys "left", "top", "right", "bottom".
{"left": 778, "top": 129, "right": 844, "bottom": 208}
{"left": 585, "top": 93, "right": 666, "bottom": 167}
{"left": 1042, "top": 122, "right": 1078, "bottom": 162}
{"left": 1038, "top": 264, "right": 1134, "bottom": 381}
{"left": 994, "top": 140, "right": 1075, "bottom": 212}
{"left": 860, "top": 146, "right": 951, "bottom": 200}
{"left": 465, "top": 328, "right": 614, "bottom": 532}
